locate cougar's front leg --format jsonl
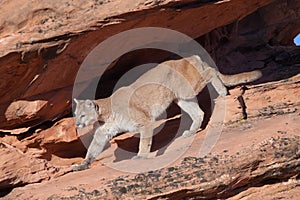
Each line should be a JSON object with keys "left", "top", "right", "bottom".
{"left": 71, "top": 127, "right": 110, "bottom": 171}
{"left": 133, "top": 124, "right": 154, "bottom": 159}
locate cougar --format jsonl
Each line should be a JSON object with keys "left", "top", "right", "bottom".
{"left": 71, "top": 55, "right": 262, "bottom": 171}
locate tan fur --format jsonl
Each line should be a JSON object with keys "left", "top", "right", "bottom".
{"left": 71, "top": 55, "right": 262, "bottom": 171}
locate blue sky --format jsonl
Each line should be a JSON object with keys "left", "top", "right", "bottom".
{"left": 294, "top": 33, "right": 300, "bottom": 46}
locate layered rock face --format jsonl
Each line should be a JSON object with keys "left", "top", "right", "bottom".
{"left": 0, "top": 0, "right": 299, "bottom": 198}
{"left": 0, "top": 0, "right": 289, "bottom": 130}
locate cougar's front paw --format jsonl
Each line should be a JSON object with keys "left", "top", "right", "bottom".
{"left": 71, "top": 163, "right": 89, "bottom": 171}
{"left": 132, "top": 154, "right": 148, "bottom": 160}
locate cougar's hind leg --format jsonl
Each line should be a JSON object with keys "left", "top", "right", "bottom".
{"left": 202, "top": 65, "right": 227, "bottom": 97}
{"left": 176, "top": 98, "right": 204, "bottom": 137}
{"left": 132, "top": 124, "right": 154, "bottom": 159}
{"left": 210, "top": 75, "right": 228, "bottom": 97}
{"left": 71, "top": 128, "right": 109, "bottom": 171}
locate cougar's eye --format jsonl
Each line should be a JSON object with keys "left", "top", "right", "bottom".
{"left": 80, "top": 115, "right": 85, "bottom": 118}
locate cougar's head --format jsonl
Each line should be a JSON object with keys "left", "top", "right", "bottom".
{"left": 73, "top": 98, "right": 98, "bottom": 128}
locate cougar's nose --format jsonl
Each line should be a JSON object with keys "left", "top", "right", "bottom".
{"left": 75, "top": 123, "right": 83, "bottom": 128}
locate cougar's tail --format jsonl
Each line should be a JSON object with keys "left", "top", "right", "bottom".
{"left": 218, "top": 70, "right": 262, "bottom": 87}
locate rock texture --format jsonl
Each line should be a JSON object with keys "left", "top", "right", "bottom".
{"left": 0, "top": 0, "right": 300, "bottom": 199}
{"left": 0, "top": 142, "right": 69, "bottom": 191}
{"left": 0, "top": 0, "right": 285, "bottom": 131}
{"left": 0, "top": 0, "right": 299, "bottom": 131}
{"left": 4, "top": 109, "right": 300, "bottom": 199}
{"left": 45, "top": 136, "right": 300, "bottom": 199}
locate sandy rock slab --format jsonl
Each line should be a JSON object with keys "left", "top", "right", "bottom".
{"left": 42, "top": 136, "right": 299, "bottom": 199}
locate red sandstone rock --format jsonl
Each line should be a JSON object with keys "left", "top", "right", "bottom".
{"left": 0, "top": 0, "right": 278, "bottom": 130}
{"left": 0, "top": 142, "right": 57, "bottom": 190}
{"left": 0, "top": 0, "right": 300, "bottom": 199}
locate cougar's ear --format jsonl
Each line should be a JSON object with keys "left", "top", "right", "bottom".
{"left": 74, "top": 98, "right": 79, "bottom": 104}
{"left": 85, "top": 99, "right": 94, "bottom": 108}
